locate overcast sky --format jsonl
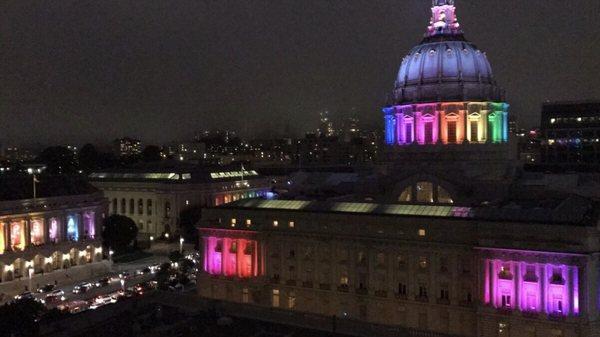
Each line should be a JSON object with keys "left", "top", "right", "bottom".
{"left": 1, "top": 0, "right": 599, "bottom": 146}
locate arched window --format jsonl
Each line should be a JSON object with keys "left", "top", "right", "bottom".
{"left": 121, "top": 199, "right": 126, "bottom": 214}
{"left": 437, "top": 186, "right": 454, "bottom": 204}
{"left": 129, "top": 199, "right": 134, "bottom": 214}
{"left": 416, "top": 181, "right": 434, "bottom": 203}
{"left": 112, "top": 199, "right": 117, "bottom": 214}
{"left": 399, "top": 187, "right": 412, "bottom": 202}
{"left": 138, "top": 199, "right": 143, "bottom": 215}
{"left": 398, "top": 181, "right": 454, "bottom": 204}
{"left": 147, "top": 199, "right": 153, "bottom": 215}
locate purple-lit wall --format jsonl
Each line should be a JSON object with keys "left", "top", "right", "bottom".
{"left": 484, "top": 258, "right": 580, "bottom": 316}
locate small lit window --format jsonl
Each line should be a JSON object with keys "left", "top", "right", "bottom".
{"left": 246, "top": 219, "right": 252, "bottom": 226}
{"left": 185, "top": 200, "right": 190, "bottom": 206}
{"left": 289, "top": 221, "right": 295, "bottom": 228}
{"left": 498, "top": 322, "right": 509, "bottom": 335}
{"left": 550, "top": 118, "right": 556, "bottom": 124}
{"left": 273, "top": 220, "right": 279, "bottom": 227}
{"left": 231, "top": 218, "right": 236, "bottom": 227}
{"left": 418, "top": 229, "right": 426, "bottom": 237}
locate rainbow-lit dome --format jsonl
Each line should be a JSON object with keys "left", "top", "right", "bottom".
{"left": 393, "top": 0, "right": 504, "bottom": 104}
{"left": 382, "top": 0, "right": 509, "bottom": 147}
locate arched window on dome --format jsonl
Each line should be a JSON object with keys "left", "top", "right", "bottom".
{"left": 397, "top": 181, "right": 454, "bottom": 204}
{"left": 416, "top": 182, "right": 434, "bottom": 203}
{"left": 399, "top": 187, "right": 412, "bottom": 202}
{"left": 437, "top": 186, "right": 454, "bottom": 204}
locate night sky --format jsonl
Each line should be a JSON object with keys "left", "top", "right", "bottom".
{"left": 1, "top": 0, "right": 599, "bottom": 146}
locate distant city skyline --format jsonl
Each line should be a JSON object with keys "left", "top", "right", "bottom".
{"left": 1, "top": 0, "right": 599, "bottom": 146}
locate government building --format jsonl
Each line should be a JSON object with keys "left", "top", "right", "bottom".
{"left": 196, "top": 1, "right": 600, "bottom": 336}
{"left": 0, "top": 191, "right": 108, "bottom": 297}
{"left": 90, "top": 163, "right": 272, "bottom": 238}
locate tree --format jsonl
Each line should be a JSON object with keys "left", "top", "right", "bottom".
{"left": 179, "top": 206, "right": 201, "bottom": 248}
{"left": 78, "top": 143, "right": 99, "bottom": 173}
{"left": 37, "top": 146, "right": 78, "bottom": 175}
{"left": 142, "top": 145, "right": 163, "bottom": 163}
{"left": 102, "top": 215, "right": 139, "bottom": 254}
{"left": 0, "top": 298, "right": 46, "bottom": 336}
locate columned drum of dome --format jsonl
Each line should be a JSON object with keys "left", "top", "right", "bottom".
{"left": 383, "top": 0, "right": 509, "bottom": 146}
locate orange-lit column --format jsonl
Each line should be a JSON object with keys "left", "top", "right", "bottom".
{"left": 457, "top": 108, "right": 466, "bottom": 144}
{"left": 253, "top": 240, "right": 259, "bottom": 277}
{"left": 439, "top": 109, "right": 447, "bottom": 144}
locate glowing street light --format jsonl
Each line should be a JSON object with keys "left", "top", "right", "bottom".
{"left": 28, "top": 267, "right": 34, "bottom": 292}
{"left": 120, "top": 278, "right": 125, "bottom": 291}
{"left": 179, "top": 237, "right": 184, "bottom": 254}
{"left": 165, "top": 233, "right": 170, "bottom": 239}
{"left": 109, "top": 249, "right": 114, "bottom": 263}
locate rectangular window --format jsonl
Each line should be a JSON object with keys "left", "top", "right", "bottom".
{"left": 147, "top": 199, "right": 153, "bottom": 215}
{"left": 470, "top": 121, "right": 478, "bottom": 141}
{"left": 289, "top": 221, "right": 295, "bottom": 228}
{"left": 272, "top": 289, "right": 280, "bottom": 307}
{"left": 273, "top": 220, "right": 279, "bottom": 227}
{"left": 424, "top": 122, "right": 433, "bottom": 144}
{"left": 405, "top": 123, "right": 413, "bottom": 143}
{"left": 418, "top": 229, "right": 426, "bottom": 237}
{"left": 447, "top": 121, "right": 457, "bottom": 143}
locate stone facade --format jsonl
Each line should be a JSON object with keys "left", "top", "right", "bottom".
{"left": 197, "top": 201, "right": 600, "bottom": 337}
{"left": 0, "top": 192, "right": 108, "bottom": 294}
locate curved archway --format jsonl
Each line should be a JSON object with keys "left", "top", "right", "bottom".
{"left": 393, "top": 175, "right": 457, "bottom": 205}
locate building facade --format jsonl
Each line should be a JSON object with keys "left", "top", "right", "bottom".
{"left": 0, "top": 192, "right": 107, "bottom": 292}
{"left": 198, "top": 199, "right": 600, "bottom": 337}
{"left": 90, "top": 167, "right": 272, "bottom": 237}
{"left": 540, "top": 101, "right": 600, "bottom": 170}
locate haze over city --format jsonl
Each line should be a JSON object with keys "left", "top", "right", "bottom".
{"left": 1, "top": 0, "right": 599, "bottom": 146}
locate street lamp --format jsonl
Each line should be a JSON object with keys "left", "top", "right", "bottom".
{"left": 28, "top": 267, "right": 34, "bottom": 292}
{"left": 165, "top": 233, "right": 170, "bottom": 239}
{"left": 149, "top": 236, "right": 154, "bottom": 248}
{"left": 109, "top": 249, "right": 114, "bottom": 263}
{"left": 179, "top": 237, "right": 184, "bottom": 254}
{"left": 120, "top": 278, "right": 125, "bottom": 291}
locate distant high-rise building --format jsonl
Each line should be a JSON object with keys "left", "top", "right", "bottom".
{"left": 341, "top": 117, "right": 361, "bottom": 142}
{"left": 540, "top": 100, "right": 600, "bottom": 170}
{"left": 317, "top": 111, "right": 335, "bottom": 137}
{"left": 114, "top": 137, "right": 142, "bottom": 157}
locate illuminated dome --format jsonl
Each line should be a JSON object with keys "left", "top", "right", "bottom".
{"left": 393, "top": 0, "right": 504, "bottom": 104}
{"left": 382, "top": 0, "right": 509, "bottom": 147}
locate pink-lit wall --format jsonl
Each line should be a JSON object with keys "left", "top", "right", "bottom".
{"left": 203, "top": 236, "right": 259, "bottom": 278}
{"left": 484, "top": 259, "right": 579, "bottom": 316}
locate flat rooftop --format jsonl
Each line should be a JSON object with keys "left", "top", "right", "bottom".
{"left": 216, "top": 198, "right": 596, "bottom": 226}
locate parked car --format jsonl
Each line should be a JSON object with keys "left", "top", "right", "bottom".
{"left": 45, "top": 293, "right": 66, "bottom": 304}
{"left": 72, "top": 282, "right": 93, "bottom": 294}
{"left": 118, "top": 271, "right": 131, "bottom": 279}
{"left": 58, "top": 300, "right": 89, "bottom": 314}
{"left": 47, "top": 289, "right": 65, "bottom": 297}
{"left": 168, "top": 283, "right": 184, "bottom": 292}
{"left": 37, "top": 284, "right": 56, "bottom": 293}
{"left": 14, "top": 291, "right": 34, "bottom": 300}
{"left": 95, "top": 277, "right": 110, "bottom": 288}
{"left": 89, "top": 295, "right": 117, "bottom": 309}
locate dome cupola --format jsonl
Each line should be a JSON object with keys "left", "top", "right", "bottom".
{"left": 393, "top": 0, "right": 504, "bottom": 105}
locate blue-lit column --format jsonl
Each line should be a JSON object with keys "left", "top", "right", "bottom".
{"left": 502, "top": 110, "right": 509, "bottom": 143}
{"left": 383, "top": 107, "right": 396, "bottom": 145}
